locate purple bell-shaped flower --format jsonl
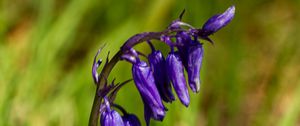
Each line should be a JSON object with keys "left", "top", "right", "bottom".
{"left": 166, "top": 50, "right": 190, "bottom": 107}
{"left": 132, "top": 59, "right": 166, "bottom": 121}
{"left": 112, "top": 104, "right": 141, "bottom": 126}
{"left": 148, "top": 42, "right": 175, "bottom": 103}
{"left": 100, "top": 97, "right": 124, "bottom": 126}
{"left": 186, "top": 38, "right": 203, "bottom": 93}
{"left": 176, "top": 31, "right": 191, "bottom": 67}
{"left": 176, "top": 32, "right": 203, "bottom": 93}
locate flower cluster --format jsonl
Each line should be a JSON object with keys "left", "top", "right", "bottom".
{"left": 91, "top": 5, "right": 235, "bottom": 126}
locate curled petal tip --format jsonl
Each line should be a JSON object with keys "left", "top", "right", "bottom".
{"left": 189, "top": 81, "right": 200, "bottom": 93}
{"left": 183, "top": 101, "right": 190, "bottom": 107}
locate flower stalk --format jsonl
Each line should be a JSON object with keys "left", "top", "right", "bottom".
{"left": 89, "top": 50, "right": 122, "bottom": 126}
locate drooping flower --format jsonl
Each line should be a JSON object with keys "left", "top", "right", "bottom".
{"left": 166, "top": 50, "right": 190, "bottom": 107}
{"left": 111, "top": 104, "right": 141, "bottom": 126}
{"left": 176, "top": 31, "right": 192, "bottom": 67}
{"left": 186, "top": 38, "right": 203, "bottom": 93}
{"left": 132, "top": 59, "right": 166, "bottom": 120}
{"left": 148, "top": 42, "right": 175, "bottom": 103}
{"left": 100, "top": 97, "right": 124, "bottom": 126}
{"left": 175, "top": 32, "right": 204, "bottom": 93}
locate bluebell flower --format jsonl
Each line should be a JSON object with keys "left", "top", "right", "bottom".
{"left": 148, "top": 42, "right": 175, "bottom": 103}
{"left": 132, "top": 60, "right": 166, "bottom": 120}
{"left": 100, "top": 97, "right": 124, "bottom": 126}
{"left": 175, "top": 32, "right": 203, "bottom": 93}
{"left": 186, "top": 38, "right": 203, "bottom": 93}
{"left": 111, "top": 104, "right": 141, "bottom": 126}
{"left": 166, "top": 50, "right": 190, "bottom": 107}
{"left": 175, "top": 31, "right": 192, "bottom": 67}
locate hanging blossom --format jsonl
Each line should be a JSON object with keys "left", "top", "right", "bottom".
{"left": 89, "top": 5, "right": 235, "bottom": 126}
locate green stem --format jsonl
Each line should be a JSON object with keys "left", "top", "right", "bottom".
{"left": 89, "top": 50, "right": 122, "bottom": 126}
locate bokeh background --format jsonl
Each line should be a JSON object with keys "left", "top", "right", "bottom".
{"left": 1, "top": 0, "right": 300, "bottom": 126}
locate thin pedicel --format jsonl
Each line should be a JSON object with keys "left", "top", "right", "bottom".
{"left": 89, "top": 5, "right": 235, "bottom": 126}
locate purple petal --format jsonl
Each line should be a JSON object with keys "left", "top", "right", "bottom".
{"left": 132, "top": 61, "right": 166, "bottom": 120}
{"left": 148, "top": 50, "right": 175, "bottom": 102}
{"left": 187, "top": 42, "right": 203, "bottom": 93}
{"left": 166, "top": 52, "right": 190, "bottom": 107}
{"left": 144, "top": 103, "right": 151, "bottom": 126}
{"left": 121, "top": 48, "right": 139, "bottom": 64}
{"left": 123, "top": 114, "right": 141, "bottom": 126}
{"left": 176, "top": 31, "right": 192, "bottom": 67}
{"left": 202, "top": 5, "right": 235, "bottom": 35}
{"left": 100, "top": 98, "right": 124, "bottom": 126}
{"left": 121, "top": 53, "right": 137, "bottom": 64}
{"left": 111, "top": 110, "right": 125, "bottom": 126}
{"left": 100, "top": 110, "right": 124, "bottom": 126}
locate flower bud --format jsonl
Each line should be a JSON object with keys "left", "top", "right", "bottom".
{"left": 132, "top": 61, "right": 166, "bottom": 120}
{"left": 186, "top": 41, "right": 203, "bottom": 93}
{"left": 148, "top": 50, "right": 175, "bottom": 102}
{"left": 166, "top": 51, "right": 190, "bottom": 107}
{"left": 176, "top": 31, "right": 191, "bottom": 67}
{"left": 202, "top": 5, "right": 235, "bottom": 35}
{"left": 100, "top": 97, "right": 124, "bottom": 126}
{"left": 176, "top": 31, "right": 203, "bottom": 93}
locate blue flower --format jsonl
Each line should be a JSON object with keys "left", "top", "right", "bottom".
{"left": 186, "top": 38, "right": 203, "bottom": 93}
{"left": 176, "top": 32, "right": 203, "bottom": 93}
{"left": 202, "top": 5, "right": 235, "bottom": 36}
{"left": 132, "top": 60, "right": 166, "bottom": 120}
{"left": 111, "top": 104, "right": 141, "bottom": 126}
{"left": 176, "top": 31, "right": 192, "bottom": 67}
{"left": 166, "top": 50, "right": 190, "bottom": 107}
{"left": 148, "top": 43, "right": 175, "bottom": 103}
{"left": 100, "top": 97, "right": 124, "bottom": 126}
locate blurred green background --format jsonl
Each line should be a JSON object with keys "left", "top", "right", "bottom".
{"left": 1, "top": 0, "right": 300, "bottom": 126}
